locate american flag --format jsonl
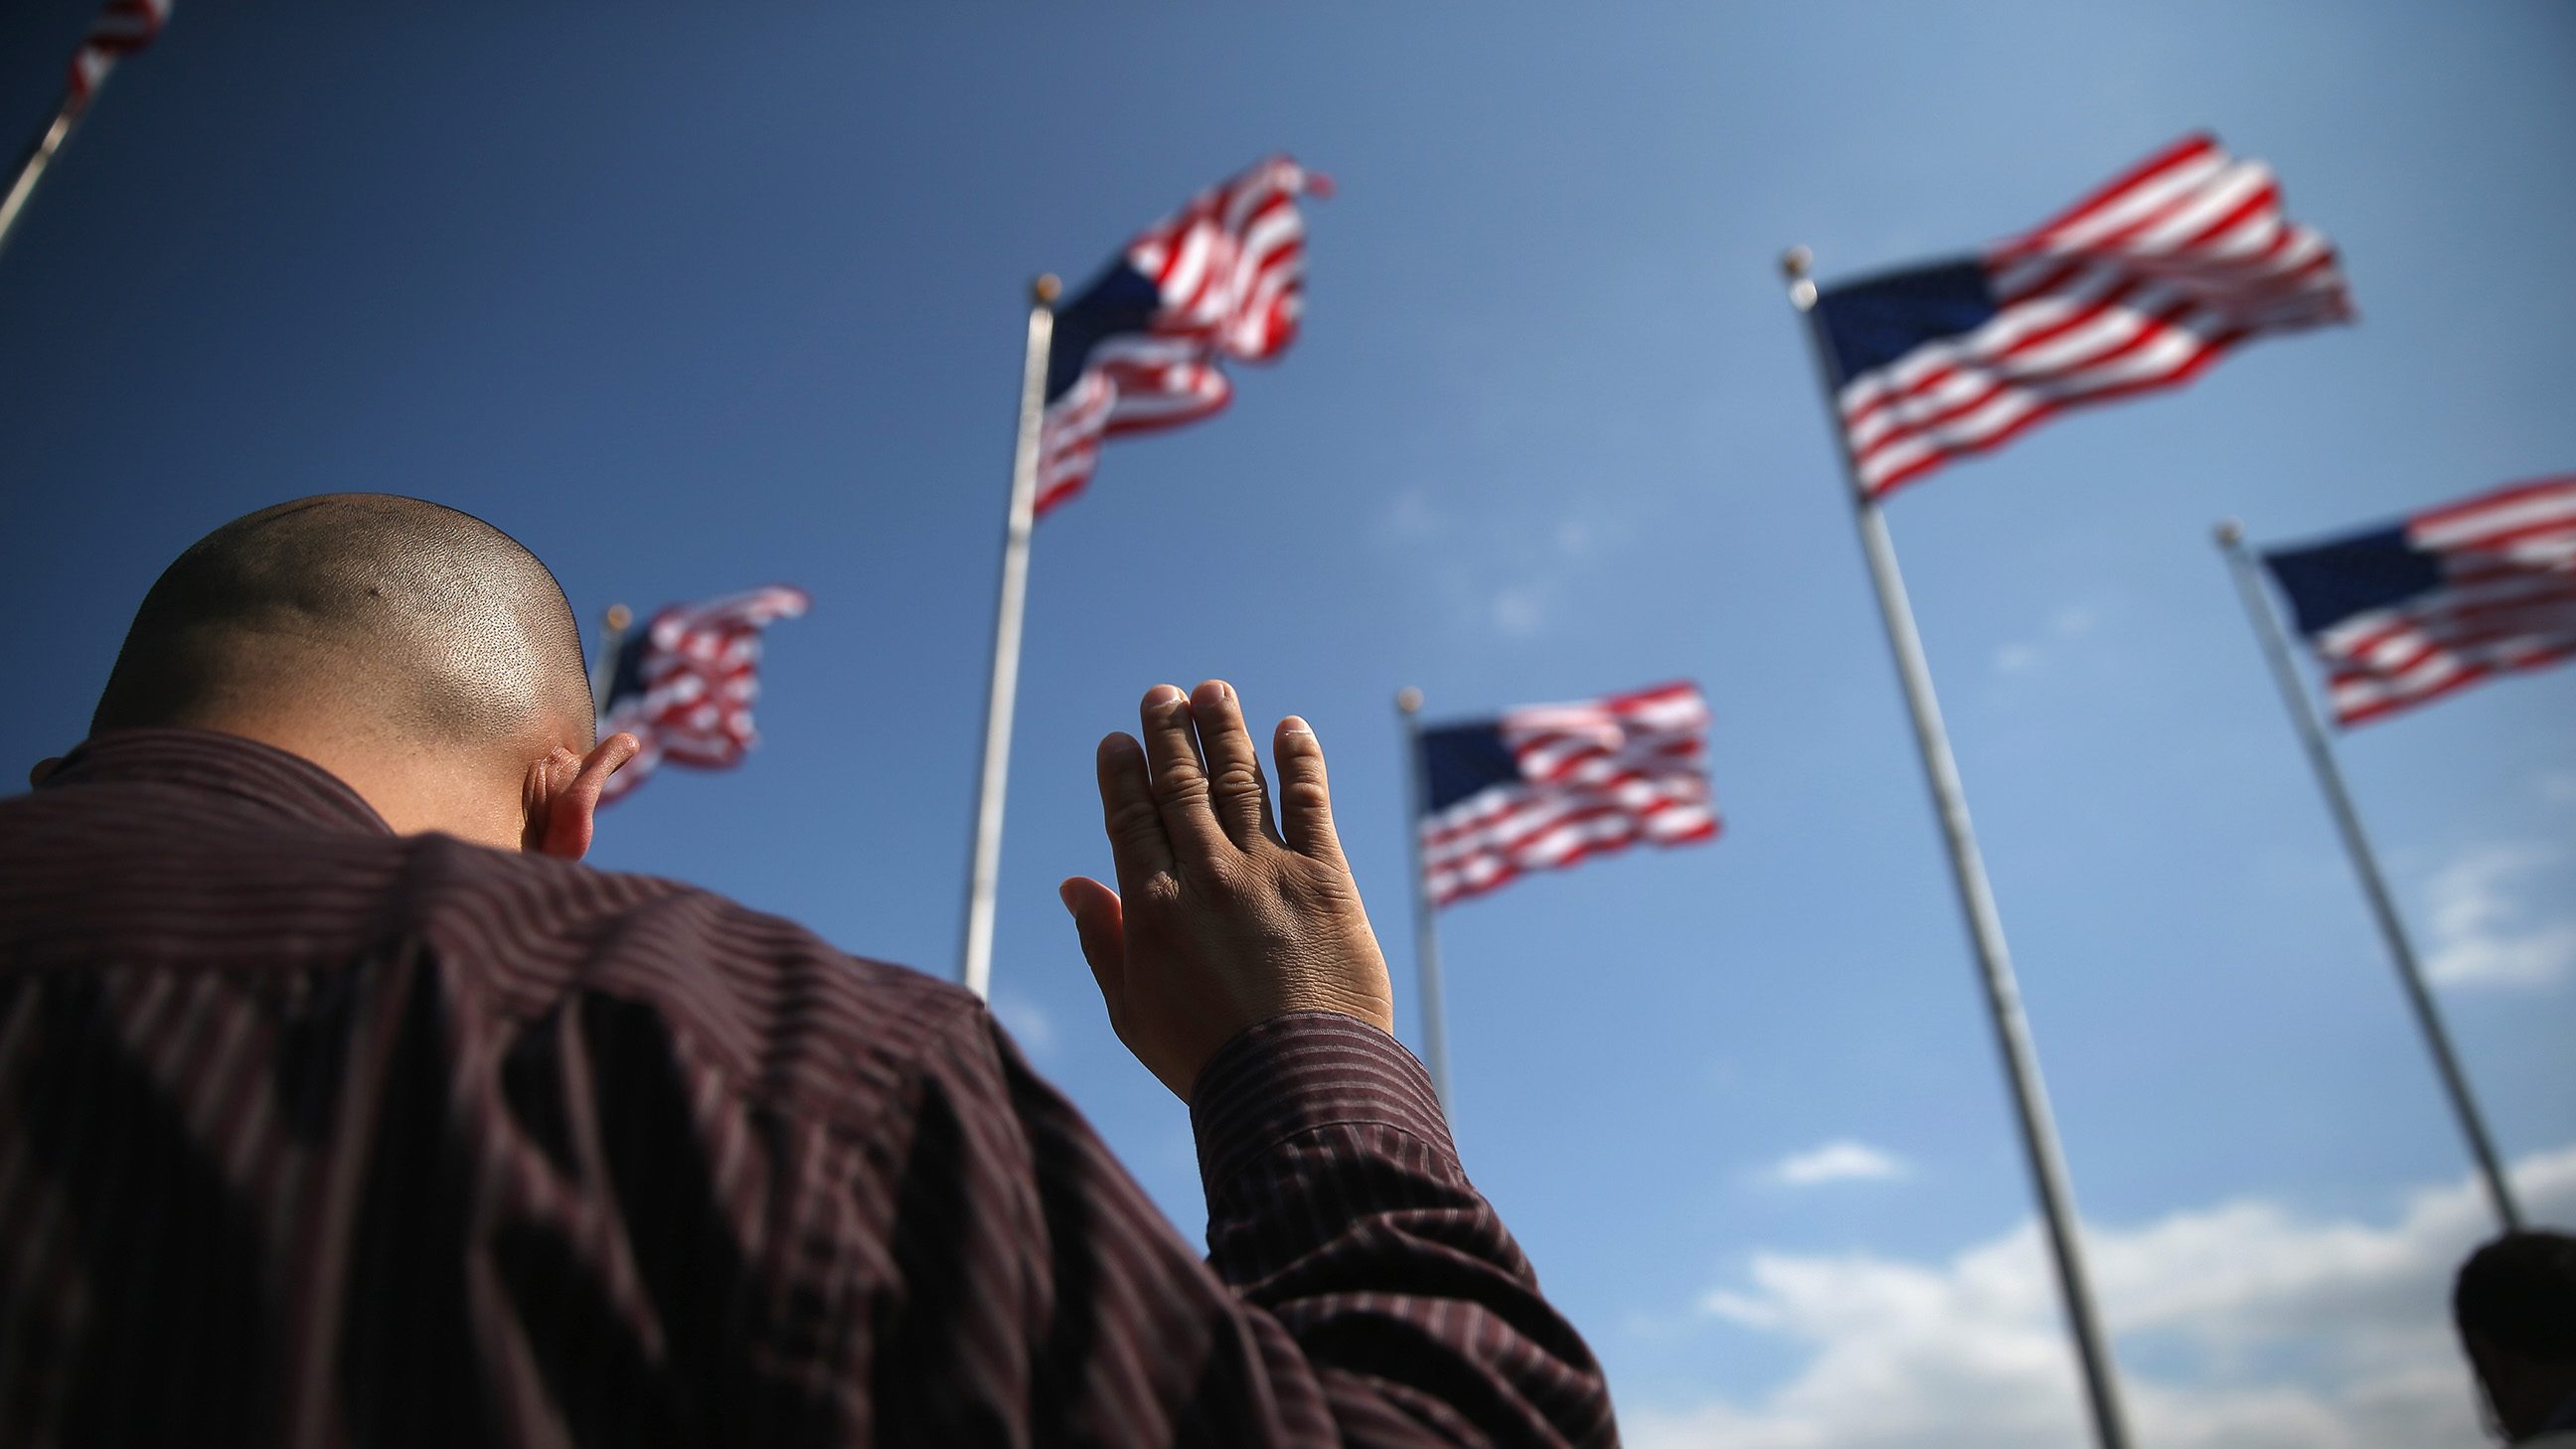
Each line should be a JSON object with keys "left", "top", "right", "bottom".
{"left": 1812, "top": 133, "right": 2352, "bottom": 497}
{"left": 1415, "top": 682, "right": 1718, "bottom": 907}
{"left": 596, "top": 585, "right": 809, "bottom": 805}
{"left": 1035, "top": 156, "right": 1331, "bottom": 516}
{"left": 2263, "top": 477, "right": 2576, "bottom": 726}
{"left": 68, "top": 0, "right": 171, "bottom": 108}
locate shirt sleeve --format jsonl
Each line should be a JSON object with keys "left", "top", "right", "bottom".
{"left": 869, "top": 1006, "right": 1616, "bottom": 1449}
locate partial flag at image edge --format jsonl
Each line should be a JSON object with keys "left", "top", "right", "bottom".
{"left": 70, "top": 0, "right": 172, "bottom": 105}
{"left": 2261, "top": 476, "right": 2576, "bottom": 726}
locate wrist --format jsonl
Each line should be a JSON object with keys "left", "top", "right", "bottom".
{"left": 1188, "top": 1012, "right": 1452, "bottom": 1201}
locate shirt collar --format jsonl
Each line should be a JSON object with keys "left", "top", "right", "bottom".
{"left": 39, "top": 726, "right": 394, "bottom": 836}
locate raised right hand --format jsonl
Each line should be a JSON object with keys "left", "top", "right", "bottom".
{"left": 1058, "top": 680, "right": 1396, "bottom": 1102}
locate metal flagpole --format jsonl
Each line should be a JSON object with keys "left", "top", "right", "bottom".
{"left": 1782, "top": 246, "right": 2134, "bottom": 1449}
{"left": 589, "top": 604, "right": 632, "bottom": 719}
{"left": 958, "top": 274, "right": 1060, "bottom": 999}
{"left": 0, "top": 102, "right": 81, "bottom": 259}
{"left": 3, "top": 0, "right": 175, "bottom": 260}
{"left": 1394, "top": 688, "right": 1455, "bottom": 1111}
{"left": 2213, "top": 520, "right": 2523, "bottom": 1230}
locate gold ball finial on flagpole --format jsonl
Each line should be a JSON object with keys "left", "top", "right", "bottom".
{"left": 604, "top": 603, "right": 632, "bottom": 631}
{"left": 1781, "top": 245, "right": 1814, "bottom": 280}
{"left": 2213, "top": 518, "right": 2245, "bottom": 549}
{"left": 1032, "top": 273, "right": 1061, "bottom": 305}
{"left": 1395, "top": 687, "right": 1423, "bottom": 715}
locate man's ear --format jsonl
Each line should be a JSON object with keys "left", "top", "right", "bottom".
{"left": 27, "top": 757, "right": 64, "bottom": 788}
{"left": 523, "top": 733, "right": 641, "bottom": 860}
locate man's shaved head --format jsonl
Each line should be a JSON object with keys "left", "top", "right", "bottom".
{"left": 95, "top": 495, "right": 593, "bottom": 750}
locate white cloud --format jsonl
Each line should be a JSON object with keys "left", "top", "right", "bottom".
{"left": 1492, "top": 584, "right": 1549, "bottom": 636}
{"left": 1414, "top": 499, "right": 1625, "bottom": 639}
{"left": 2420, "top": 844, "right": 2575, "bottom": 989}
{"left": 1381, "top": 486, "right": 1448, "bottom": 542}
{"left": 990, "top": 990, "right": 1056, "bottom": 1054}
{"left": 1992, "top": 599, "right": 2103, "bottom": 677}
{"left": 1551, "top": 506, "right": 1630, "bottom": 561}
{"left": 1631, "top": 1146, "right": 2576, "bottom": 1449}
{"left": 1763, "top": 1140, "right": 1912, "bottom": 1187}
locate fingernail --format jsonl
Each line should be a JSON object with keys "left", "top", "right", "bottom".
{"left": 1057, "top": 881, "right": 1078, "bottom": 912}
{"left": 1281, "top": 717, "right": 1315, "bottom": 737}
{"left": 1145, "top": 684, "right": 1184, "bottom": 706}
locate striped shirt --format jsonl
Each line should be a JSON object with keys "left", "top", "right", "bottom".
{"left": 0, "top": 727, "right": 1614, "bottom": 1449}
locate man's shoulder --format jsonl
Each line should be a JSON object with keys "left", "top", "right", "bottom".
{"left": 1, "top": 781, "right": 993, "bottom": 1131}
{"left": 404, "top": 835, "right": 994, "bottom": 1110}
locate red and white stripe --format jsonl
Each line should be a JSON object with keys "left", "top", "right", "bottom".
{"left": 68, "top": 0, "right": 171, "bottom": 108}
{"left": 1034, "top": 155, "right": 1331, "bottom": 516}
{"left": 1841, "top": 133, "right": 2352, "bottom": 496}
{"left": 598, "top": 585, "right": 809, "bottom": 804}
{"left": 1422, "top": 682, "right": 1719, "bottom": 907}
{"left": 2312, "top": 478, "right": 2576, "bottom": 726}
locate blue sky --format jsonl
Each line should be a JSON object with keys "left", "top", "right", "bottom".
{"left": 4, "top": 4, "right": 2571, "bottom": 1443}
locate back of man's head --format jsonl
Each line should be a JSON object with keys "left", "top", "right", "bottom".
{"left": 78, "top": 495, "right": 616, "bottom": 852}
{"left": 2456, "top": 1229, "right": 2576, "bottom": 1441}
{"left": 95, "top": 494, "right": 591, "bottom": 747}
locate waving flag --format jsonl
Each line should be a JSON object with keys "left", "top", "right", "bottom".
{"left": 596, "top": 586, "right": 809, "bottom": 805}
{"left": 1034, "top": 155, "right": 1331, "bottom": 516}
{"left": 1415, "top": 682, "right": 1717, "bottom": 907}
{"left": 69, "top": 0, "right": 172, "bottom": 107}
{"left": 1813, "top": 133, "right": 2352, "bottom": 497}
{"left": 1, "top": 0, "right": 174, "bottom": 254}
{"left": 2263, "top": 477, "right": 2576, "bottom": 725}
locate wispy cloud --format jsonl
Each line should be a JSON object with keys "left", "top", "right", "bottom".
{"left": 990, "top": 990, "right": 1057, "bottom": 1055}
{"left": 1402, "top": 494, "right": 1630, "bottom": 640}
{"left": 1636, "top": 1145, "right": 2576, "bottom": 1449}
{"left": 1379, "top": 486, "right": 1449, "bottom": 543}
{"left": 1763, "top": 1140, "right": 1911, "bottom": 1187}
{"left": 1491, "top": 584, "right": 1550, "bottom": 636}
{"left": 1992, "top": 599, "right": 2104, "bottom": 677}
{"left": 1554, "top": 512, "right": 1622, "bottom": 560}
{"left": 2420, "top": 844, "right": 2575, "bottom": 990}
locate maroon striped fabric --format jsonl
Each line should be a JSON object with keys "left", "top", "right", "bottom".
{"left": 0, "top": 728, "right": 1614, "bottom": 1449}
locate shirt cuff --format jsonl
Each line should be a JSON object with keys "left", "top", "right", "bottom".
{"left": 1189, "top": 1012, "right": 1457, "bottom": 1198}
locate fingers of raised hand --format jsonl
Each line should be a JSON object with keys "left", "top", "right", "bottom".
{"left": 1094, "top": 731, "right": 1172, "bottom": 888}
{"left": 1137, "top": 685, "right": 1228, "bottom": 865}
{"left": 1190, "top": 680, "right": 1280, "bottom": 850}
{"left": 1271, "top": 716, "right": 1347, "bottom": 865}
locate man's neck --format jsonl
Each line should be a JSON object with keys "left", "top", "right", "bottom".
{"left": 166, "top": 713, "right": 526, "bottom": 850}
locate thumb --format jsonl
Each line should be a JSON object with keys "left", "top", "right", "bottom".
{"left": 1058, "top": 877, "right": 1127, "bottom": 1009}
